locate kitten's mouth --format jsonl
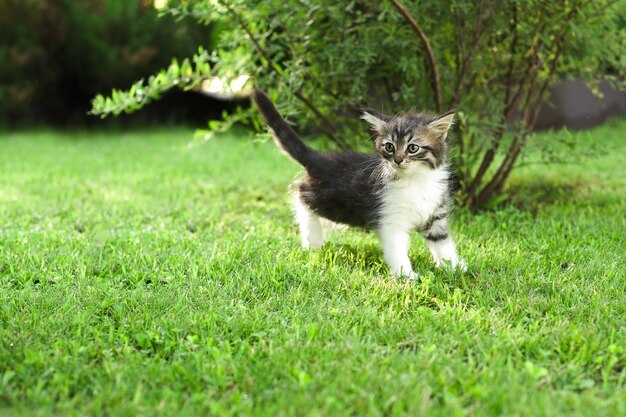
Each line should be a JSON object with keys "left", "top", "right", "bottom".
{"left": 385, "top": 162, "right": 405, "bottom": 173}
{"left": 387, "top": 163, "right": 405, "bottom": 171}
{"left": 386, "top": 160, "right": 413, "bottom": 172}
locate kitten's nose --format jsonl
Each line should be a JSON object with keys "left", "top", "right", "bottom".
{"left": 394, "top": 156, "right": 404, "bottom": 165}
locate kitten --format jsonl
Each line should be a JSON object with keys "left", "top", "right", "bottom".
{"left": 252, "top": 89, "right": 465, "bottom": 279}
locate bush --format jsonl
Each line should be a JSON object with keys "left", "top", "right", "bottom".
{"left": 91, "top": 0, "right": 626, "bottom": 207}
{"left": 0, "top": 0, "right": 212, "bottom": 126}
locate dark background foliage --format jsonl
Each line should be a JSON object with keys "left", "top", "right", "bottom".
{"left": 0, "top": 0, "right": 219, "bottom": 127}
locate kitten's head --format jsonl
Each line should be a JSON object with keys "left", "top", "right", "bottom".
{"left": 361, "top": 108, "right": 455, "bottom": 172}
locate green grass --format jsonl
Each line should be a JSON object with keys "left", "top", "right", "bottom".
{"left": 1, "top": 121, "right": 625, "bottom": 416}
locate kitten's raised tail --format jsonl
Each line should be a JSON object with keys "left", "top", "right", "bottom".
{"left": 252, "top": 88, "right": 316, "bottom": 168}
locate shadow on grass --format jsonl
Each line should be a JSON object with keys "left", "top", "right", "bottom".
{"left": 319, "top": 240, "right": 471, "bottom": 288}
{"left": 507, "top": 181, "right": 580, "bottom": 209}
{"left": 487, "top": 178, "right": 618, "bottom": 213}
{"left": 320, "top": 241, "right": 385, "bottom": 272}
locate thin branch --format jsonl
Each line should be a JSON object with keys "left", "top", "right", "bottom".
{"left": 451, "top": 0, "right": 491, "bottom": 108}
{"left": 503, "top": 5, "right": 519, "bottom": 109}
{"left": 388, "top": 0, "right": 443, "bottom": 113}
{"left": 464, "top": 9, "right": 547, "bottom": 205}
{"left": 223, "top": 1, "right": 349, "bottom": 149}
{"left": 475, "top": 33, "right": 568, "bottom": 206}
{"left": 453, "top": 8, "right": 466, "bottom": 83}
{"left": 340, "top": 0, "right": 347, "bottom": 44}
{"left": 528, "top": 51, "right": 564, "bottom": 129}
{"left": 505, "top": 36, "right": 545, "bottom": 112}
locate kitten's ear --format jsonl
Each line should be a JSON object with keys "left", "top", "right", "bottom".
{"left": 361, "top": 109, "right": 390, "bottom": 132}
{"left": 428, "top": 110, "right": 456, "bottom": 140}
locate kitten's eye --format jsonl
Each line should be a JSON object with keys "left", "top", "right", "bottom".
{"left": 407, "top": 144, "right": 420, "bottom": 153}
{"left": 384, "top": 143, "right": 395, "bottom": 153}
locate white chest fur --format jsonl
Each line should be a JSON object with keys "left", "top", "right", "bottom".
{"left": 379, "top": 166, "right": 449, "bottom": 231}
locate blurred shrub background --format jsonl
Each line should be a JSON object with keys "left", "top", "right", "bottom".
{"left": 0, "top": 0, "right": 216, "bottom": 127}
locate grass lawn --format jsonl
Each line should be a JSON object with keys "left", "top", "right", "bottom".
{"left": 1, "top": 121, "right": 625, "bottom": 416}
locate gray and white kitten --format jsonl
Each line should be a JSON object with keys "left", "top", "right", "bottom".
{"left": 253, "top": 89, "right": 465, "bottom": 279}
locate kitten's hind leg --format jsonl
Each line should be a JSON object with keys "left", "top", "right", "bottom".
{"left": 293, "top": 195, "right": 323, "bottom": 249}
{"left": 420, "top": 217, "right": 466, "bottom": 271}
{"left": 377, "top": 227, "right": 417, "bottom": 279}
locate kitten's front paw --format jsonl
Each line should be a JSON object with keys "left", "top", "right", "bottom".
{"left": 301, "top": 239, "right": 323, "bottom": 250}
